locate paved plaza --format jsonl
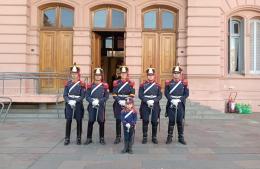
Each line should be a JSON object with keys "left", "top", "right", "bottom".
{"left": 0, "top": 113, "right": 260, "bottom": 169}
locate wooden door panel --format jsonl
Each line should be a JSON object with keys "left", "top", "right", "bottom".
{"left": 40, "top": 31, "right": 56, "bottom": 90}
{"left": 159, "top": 33, "right": 176, "bottom": 90}
{"left": 142, "top": 32, "right": 176, "bottom": 90}
{"left": 40, "top": 31, "right": 73, "bottom": 92}
{"left": 91, "top": 33, "right": 101, "bottom": 80}
{"left": 57, "top": 31, "right": 73, "bottom": 88}
{"left": 142, "top": 32, "right": 158, "bottom": 82}
{"left": 160, "top": 33, "right": 176, "bottom": 75}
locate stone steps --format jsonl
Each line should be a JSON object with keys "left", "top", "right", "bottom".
{"left": 5, "top": 97, "right": 237, "bottom": 120}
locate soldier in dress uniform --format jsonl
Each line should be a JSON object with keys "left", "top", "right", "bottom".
{"left": 165, "top": 65, "right": 189, "bottom": 145}
{"left": 138, "top": 68, "right": 162, "bottom": 144}
{"left": 85, "top": 68, "right": 109, "bottom": 145}
{"left": 63, "top": 63, "right": 86, "bottom": 145}
{"left": 121, "top": 97, "right": 137, "bottom": 154}
{"left": 112, "top": 66, "right": 135, "bottom": 144}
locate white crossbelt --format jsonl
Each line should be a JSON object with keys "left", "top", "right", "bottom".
{"left": 69, "top": 81, "right": 80, "bottom": 93}
{"left": 169, "top": 81, "right": 182, "bottom": 94}
{"left": 118, "top": 82, "right": 128, "bottom": 93}
{"left": 68, "top": 81, "right": 81, "bottom": 99}
{"left": 143, "top": 82, "right": 156, "bottom": 94}
{"left": 125, "top": 110, "right": 133, "bottom": 119}
{"left": 91, "top": 83, "right": 103, "bottom": 96}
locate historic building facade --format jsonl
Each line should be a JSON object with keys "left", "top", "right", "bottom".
{"left": 1, "top": 0, "right": 260, "bottom": 112}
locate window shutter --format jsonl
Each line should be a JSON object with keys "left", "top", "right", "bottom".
{"left": 239, "top": 19, "right": 245, "bottom": 73}
{"left": 256, "top": 21, "right": 260, "bottom": 71}
{"left": 250, "top": 21, "right": 255, "bottom": 72}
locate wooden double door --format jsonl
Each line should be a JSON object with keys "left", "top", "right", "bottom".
{"left": 142, "top": 32, "right": 176, "bottom": 89}
{"left": 40, "top": 31, "right": 73, "bottom": 93}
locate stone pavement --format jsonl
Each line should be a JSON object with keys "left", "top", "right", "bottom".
{"left": 1, "top": 113, "right": 260, "bottom": 169}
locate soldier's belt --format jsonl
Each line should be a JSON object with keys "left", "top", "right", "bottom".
{"left": 118, "top": 94, "right": 129, "bottom": 98}
{"left": 170, "top": 96, "right": 182, "bottom": 99}
{"left": 68, "top": 94, "right": 80, "bottom": 99}
{"left": 144, "top": 95, "right": 157, "bottom": 98}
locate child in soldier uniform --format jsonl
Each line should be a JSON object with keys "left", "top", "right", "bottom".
{"left": 121, "top": 97, "right": 137, "bottom": 154}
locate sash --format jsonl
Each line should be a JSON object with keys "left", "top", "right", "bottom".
{"left": 125, "top": 110, "right": 133, "bottom": 119}
{"left": 143, "top": 82, "right": 156, "bottom": 94}
{"left": 118, "top": 81, "right": 128, "bottom": 93}
{"left": 69, "top": 81, "right": 80, "bottom": 93}
{"left": 169, "top": 81, "right": 182, "bottom": 94}
{"left": 91, "top": 83, "right": 103, "bottom": 96}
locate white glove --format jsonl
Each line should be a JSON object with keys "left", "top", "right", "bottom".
{"left": 125, "top": 123, "right": 131, "bottom": 129}
{"left": 118, "top": 100, "right": 126, "bottom": 106}
{"left": 171, "top": 99, "right": 180, "bottom": 106}
{"left": 147, "top": 100, "right": 154, "bottom": 107}
{"left": 68, "top": 100, "right": 76, "bottom": 108}
{"left": 92, "top": 99, "right": 99, "bottom": 106}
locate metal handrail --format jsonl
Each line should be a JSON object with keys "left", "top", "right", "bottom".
{"left": 0, "top": 72, "right": 88, "bottom": 95}
{"left": 0, "top": 72, "right": 89, "bottom": 120}
{"left": 56, "top": 92, "right": 64, "bottom": 118}
{"left": 0, "top": 96, "right": 12, "bottom": 122}
{"left": 0, "top": 102, "right": 4, "bottom": 119}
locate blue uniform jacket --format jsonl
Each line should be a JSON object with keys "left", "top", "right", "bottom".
{"left": 138, "top": 81, "right": 162, "bottom": 120}
{"left": 85, "top": 82, "right": 109, "bottom": 122}
{"left": 121, "top": 109, "right": 137, "bottom": 126}
{"left": 63, "top": 80, "right": 85, "bottom": 120}
{"left": 112, "top": 79, "right": 135, "bottom": 119}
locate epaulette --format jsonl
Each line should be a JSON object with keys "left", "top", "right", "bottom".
{"left": 64, "top": 80, "right": 72, "bottom": 87}
{"left": 165, "top": 80, "right": 170, "bottom": 86}
{"left": 113, "top": 80, "right": 118, "bottom": 87}
{"left": 129, "top": 80, "right": 135, "bottom": 87}
{"left": 182, "top": 79, "right": 188, "bottom": 86}
{"left": 80, "top": 80, "right": 86, "bottom": 88}
{"left": 156, "top": 82, "right": 161, "bottom": 88}
{"left": 64, "top": 81, "right": 68, "bottom": 87}
{"left": 86, "top": 83, "right": 92, "bottom": 89}
{"left": 103, "top": 82, "right": 109, "bottom": 89}
{"left": 140, "top": 82, "right": 145, "bottom": 87}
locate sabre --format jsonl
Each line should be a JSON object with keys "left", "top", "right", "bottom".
{"left": 149, "top": 105, "right": 153, "bottom": 136}
{"left": 132, "top": 126, "right": 135, "bottom": 144}
{"left": 158, "top": 111, "right": 161, "bottom": 132}
{"left": 94, "top": 105, "right": 99, "bottom": 135}
{"left": 174, "top": 103, "right": 178, "bottom": 142}
{"left": 72, "top": 105, "right": 75, "bottom": 120}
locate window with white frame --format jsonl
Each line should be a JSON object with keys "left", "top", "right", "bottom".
{"left": 250, "top": 20, "right": 260, "bottom": 74}
{"left": 228, "top": 18, "right": 244, "bottom": 74}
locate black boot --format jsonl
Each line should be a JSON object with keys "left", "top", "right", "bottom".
{"left": 84, "top": 122, "right": 93, "bottom": 145}
{"left": 142, "top": 122, "right": 148, "bottom": 144}
{"left": 64, "top": 120, "right": 72, "bottom": 145}
{"left": 99, "top": 122, "right": 106, "bottom": 145}
{"left": 114, "top": 120, "right": 121, "bottom": 144}
{"left": 166, "top": 124, "right": 174, "bottom": 144}
{"left": 178, "top": 123, "right": 187, "bottom": 145}
{"left": 76, "top": 120, "right": 82, "bottom": 145}
{"left": 152, "top": 123, "right": 158, "bottom": 144}
{"left": 121, "top": 141, "right": 128, "bottom": 153}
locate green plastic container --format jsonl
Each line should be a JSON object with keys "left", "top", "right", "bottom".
{"left": 235, "top": 103, "right": 252, "bottom": 114}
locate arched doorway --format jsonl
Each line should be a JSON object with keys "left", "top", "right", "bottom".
{"left": 142, "top": 6, "right": 177, "bottom": 89}
{"left": 39, "top": 3, "right": 74, "bottom": 93}
{"left": 91, "top": 5, "right": 126, "bottom": 91}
